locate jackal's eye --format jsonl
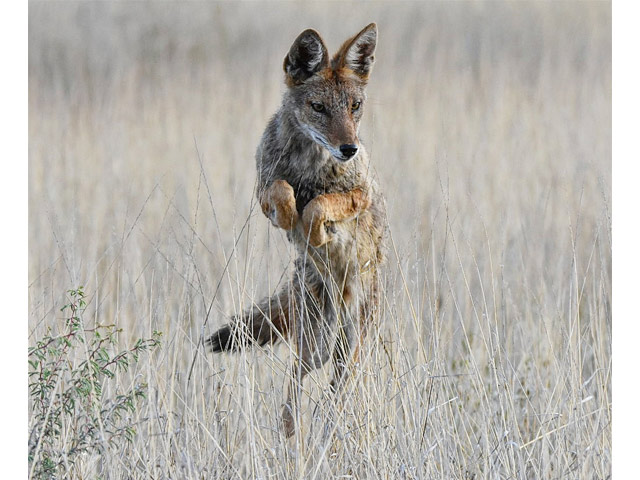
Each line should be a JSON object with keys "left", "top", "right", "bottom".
{"left": 311, "top": 102, "right": 325, "bottom": 113}
{"left": 351, "top": 101, "right": 361, "bottom": 112}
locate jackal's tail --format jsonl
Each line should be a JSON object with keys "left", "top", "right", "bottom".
{"left": 206, "top": 289, "right": 292, "bottom": 352}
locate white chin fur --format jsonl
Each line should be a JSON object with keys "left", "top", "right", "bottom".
{"left": 300, "top": 124, "right": 343, "bottom": 158}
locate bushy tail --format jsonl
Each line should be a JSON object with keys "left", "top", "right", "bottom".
{"left": 206, "top": 289, "right": 292, "bottom": 352}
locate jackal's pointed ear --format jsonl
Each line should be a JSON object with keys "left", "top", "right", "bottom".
{"left": 283, "top": 29, "right": 329, "bottom": 86}
{"left": 335, "top": 23, "right": 377, "bottom": 80}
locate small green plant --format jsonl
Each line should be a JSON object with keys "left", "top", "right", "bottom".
{"left": 28, "top": 286, "right": 161, "bottom": 479}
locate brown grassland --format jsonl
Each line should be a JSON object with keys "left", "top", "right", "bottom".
{"left": 29, "top": 2, "right": 611, "bottom": 478}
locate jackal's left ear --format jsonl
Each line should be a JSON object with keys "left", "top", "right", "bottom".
{"left": 284, "top": 29, "right": 329, "bottom": 86}
{"left": 336, "top": 23, "right": 377, "bottom": 80}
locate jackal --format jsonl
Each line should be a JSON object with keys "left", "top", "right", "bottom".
{"left": 207, "top": 23, "right": 386, "bottom": 437}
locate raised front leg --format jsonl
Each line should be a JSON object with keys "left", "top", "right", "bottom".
{"left": 260, "top": 179, "right": 299, "bottom": 230}
{"left": 302, "top": 187, "right": 371, "bottom": 247}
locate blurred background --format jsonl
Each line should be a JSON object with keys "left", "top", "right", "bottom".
{"left": 29, "top": 2, "right": 611, "bottom": 478}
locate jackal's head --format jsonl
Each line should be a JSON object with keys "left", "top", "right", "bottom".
{"left": 282, "top": 23, "right": 377, "bottom": 162}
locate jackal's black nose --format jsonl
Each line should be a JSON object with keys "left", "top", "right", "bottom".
{"left": 339, "top": 144, "right": 359, "bottom": 159}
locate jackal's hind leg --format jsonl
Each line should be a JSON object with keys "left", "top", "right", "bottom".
{"left": 329, "top": 318, "right": 361, "bottom": 394}
{"left": 281, "top": 282, "right": 336, "bottom": 437}
{"left": 330, "top": 282, "right": 378, "bottom": 393}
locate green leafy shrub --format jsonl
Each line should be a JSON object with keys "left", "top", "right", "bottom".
{"left": 28, "top": 287, "right": 161, "bottom": 479}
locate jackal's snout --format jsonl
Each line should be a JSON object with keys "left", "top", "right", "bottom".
{"left": 339, "top": 143, "right": 359, "bottom": 160}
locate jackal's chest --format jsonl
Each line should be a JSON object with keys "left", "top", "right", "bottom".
{"left": 291, "top": 163, "right": 357, "bottom": 215}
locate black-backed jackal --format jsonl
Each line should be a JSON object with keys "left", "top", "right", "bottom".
{"left": 208, "top": 23, "right": 386, "bottom": 437}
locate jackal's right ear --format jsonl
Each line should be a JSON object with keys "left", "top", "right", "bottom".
{"left": 283, "top": 29, "right": 329, "bottom": 86}
{"left": 335, "top": 23, "right": 377, "bottom": 80}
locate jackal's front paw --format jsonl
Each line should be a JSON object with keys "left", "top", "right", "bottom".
{"left": 269, "top": 203, "right": 298, "bottom": 230}
{"left": 261, "top": 180, "right": 298, "bottom": 230}
{"left": 350, "top": 187, "right": 372, "bottom": 213}
{"left": 302, "top": 200, "right": 333, "bottom": 247}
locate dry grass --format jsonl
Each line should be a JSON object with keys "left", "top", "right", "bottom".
{"left": 28, "top": 2, "right": 611, "bottom": 478}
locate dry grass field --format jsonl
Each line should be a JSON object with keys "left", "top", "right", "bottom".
{"left": 28, "top": 2, "right": 611, "bottom": 478}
